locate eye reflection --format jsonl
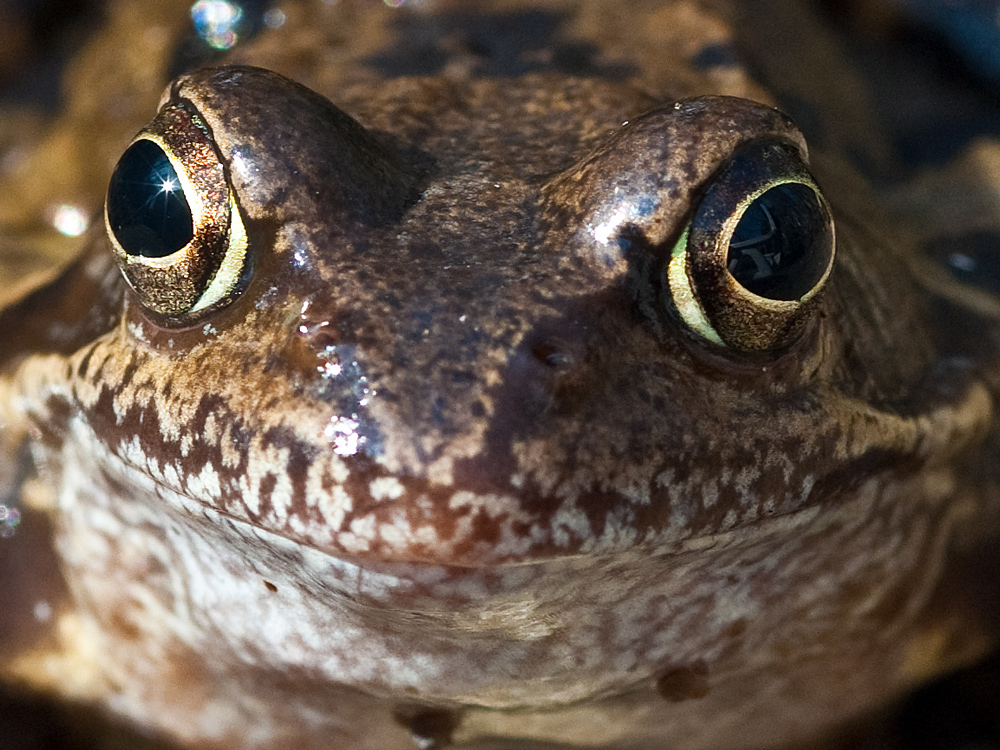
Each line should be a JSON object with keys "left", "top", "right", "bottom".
{"left": 726, "top": 182, "right": 832, "bottom": 301}
{"left": 106, "top": 139, "right": 194, "bottom": 258}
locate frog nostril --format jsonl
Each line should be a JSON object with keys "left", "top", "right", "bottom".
{"left": 531, "top": 341, "right": 574, "bottom": 370}
{"left": 107, "top": 139, "right": 194, "bottom": 258}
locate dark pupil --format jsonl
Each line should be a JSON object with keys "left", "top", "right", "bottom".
{"left": 726, "top": 183, "right": 832, "bottom": 301}
{"left": 107, "top": 139, "right": 194, "bottom": 258}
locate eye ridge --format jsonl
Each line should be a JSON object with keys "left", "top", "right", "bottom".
{"left": 666, "top": 139, "right": 835, "bottom": 352}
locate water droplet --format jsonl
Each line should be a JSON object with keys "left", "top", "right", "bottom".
{"left": 0, "top": 504, "right": 20, "bottom": 538}
{"left": 263, "top": 8, "right": 286, "bottom": 28}
{"left": 34, "top": 600, "right": 53, "bottom": 622}
{"left": 325, "top": 416, "right": 361, "bottom": 456}
{"left": 51, "top": 204, "right": 90, "bottom": 237}
{"left": 190, "top": 0, "right": 244, "bottom": 50}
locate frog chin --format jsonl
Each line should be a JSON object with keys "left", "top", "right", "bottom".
{"left": 35, "top": 399, "right": 982, "bottom": 717}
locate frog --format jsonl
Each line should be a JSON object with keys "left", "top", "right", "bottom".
{"left": 2, "top": 1, "right": 1000, "bottom": 749}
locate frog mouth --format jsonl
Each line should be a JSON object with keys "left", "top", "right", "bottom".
{"left": 84, "top": 375, "right": 989, "bottom": 577}
{"left": 51, "top": 318, "right": 992, "bottom": 573}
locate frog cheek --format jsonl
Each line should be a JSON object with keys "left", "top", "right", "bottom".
{"left": 104, "top": 100, "right": 250, "bottom": 322}
{"left": 667, "top": 140, "right": 836, "bottom": 351}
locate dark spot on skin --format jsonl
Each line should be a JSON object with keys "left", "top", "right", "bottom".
{"left": 449, "top": 369, "right": 476, "bottom": 384}
{"left": 725, "top": 618, "right": 748, "bottom": 639}
{"left": 263, "top": 352, "right": 285, "bottom": 375}
{"left": 365, "top": 10, "right": 635, "bottom": 79}
{"left": 393, "top": 705, "right": 462, "bottom": 750}
{"left": 261, "top": 427, "right": 318, "bottom": 513}
{"left": 550, "top": 41, "right": 623, "bottom": 76}
{"left": 691, "top": 43, "right": 740, "bottom": 70}
{"left": 191, "top": 394, "right": 226, "bottom": 437}
{"left": 257, "top": 474, "right": 277, "bottom": 521}
{"left": 116, "top": 358, "right": 140, "bottom": 392}
{"left": 656, "top": 660, "right": 710, "bottom": 702}
{"left": 76, "top": 343, "right": 97, "bottom": 379}
{"left": 263, "top": 580, "right": 278, "bottom": 593}
{"left": 431, "top": 396, "right": 448, "bottom": 426}
{"left": 108, "top": 610, "right": 143, "bottom": 642}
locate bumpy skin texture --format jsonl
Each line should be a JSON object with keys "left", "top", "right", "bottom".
{"left": 1, "top": 2, "right": 1000, "bottom": 749}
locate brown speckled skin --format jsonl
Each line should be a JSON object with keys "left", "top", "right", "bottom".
{"left": 2, "top": 1, "right": 1000, "bottom": 749}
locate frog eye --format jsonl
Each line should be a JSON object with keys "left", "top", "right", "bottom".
{"left": 667, "top": 140, "right": 835, "bottom": 351}
{"left": 105, "top": 100, "right": 249, "bottom": 319}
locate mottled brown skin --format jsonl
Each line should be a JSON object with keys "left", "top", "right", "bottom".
{"left": 2, "top": 1, "right": 1000, "bottom": 749}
